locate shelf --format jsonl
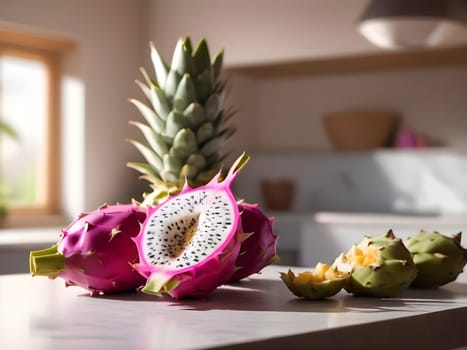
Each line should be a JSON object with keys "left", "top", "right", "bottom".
{"left": 226, "top": 45, "right": 467, "bottom": 78}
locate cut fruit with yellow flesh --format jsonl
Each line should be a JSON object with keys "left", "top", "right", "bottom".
{"left": 280, "top": 263, "right": 349, "bottom": 300}
{"left": 332, "top": 231, "right": 418, "bottom": 297}
{"left": 346, "top": 244, "right": 380, "bottom": 267}
{"left": 295, "top": 263, "right": 348, "bottom": 284}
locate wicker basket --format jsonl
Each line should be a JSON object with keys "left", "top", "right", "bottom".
{"left": 323, "top": 109, "right": 399, "bottom": 151}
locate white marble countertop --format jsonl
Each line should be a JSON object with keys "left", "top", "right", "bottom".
{"left": 0, "top": 227, "right": 59, "bottom": 250}
{"left": 0, "top": 266, "right": 466, "bottom": 350}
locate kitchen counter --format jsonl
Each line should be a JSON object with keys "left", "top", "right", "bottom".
{"left": 0, "top": 228, "right": 59, "bottom": 274}
{"left": 0, "top": 266, "right": 466, "bottom": 350}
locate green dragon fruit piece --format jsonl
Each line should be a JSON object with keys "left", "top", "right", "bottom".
{"left": 406, "top": 230, "right": 467, "bottom": 288}
{"left": 333, "top": 230, "right": 417, "bottom": 297}
{"left": 280, "top": 263, "right": 349, "bottom": 300}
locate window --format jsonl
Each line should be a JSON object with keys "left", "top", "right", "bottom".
{"left": 0, "top": 53, "right": 48, "bottom": 210}
{"left": 0, "top": 28, "right": 73, "bottom": 223}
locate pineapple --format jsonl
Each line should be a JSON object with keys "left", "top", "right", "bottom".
{"left": 128, "top": 37, "right": 235, "bottom": 205}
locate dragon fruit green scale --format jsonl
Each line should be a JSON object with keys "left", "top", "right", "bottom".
{"left": 333, "top": 230, "right": 417, "bottom": 297}
{"left": 133, "top": 153, "right": 250, "bottom": 299}
{"left": 406, "top": 230, "right": 467, "bottom": 288}
{"left": 29, "top": 204, "right": 146, "bottom": 295}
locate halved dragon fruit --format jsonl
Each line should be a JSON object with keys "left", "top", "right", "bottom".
{"left": 229, "top": 203, "right": 279, "bottom": 282}
{"left": 133, "top": 153, "right": 250, "bottom": 299}
{"left": 30, "top": 204, "right": 146, "bottom": 295}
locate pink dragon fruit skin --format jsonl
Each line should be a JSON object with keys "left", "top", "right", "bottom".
{"left": 30, "top": 204, "right": 146, "bottom": 295}
{"left": 229, "top": 203, "right": 279, "bottom": 282}
{"left": 133, "top": 154, "right": 250, "bottom": 299}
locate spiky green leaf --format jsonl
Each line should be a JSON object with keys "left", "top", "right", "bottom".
{"left": 204, "top": 93, "right": 221, "bottom": 122}
{"left": 139, "top": 67, "right": 154, "bottom": 87}
{"left": 180, "top": 164, "right": 198, "bottom": 179}
{"left": 184, "top": 37, "right": 193, "bottom": 53}
{"left": 170, "top": 38, "right": 195, "bottom": 76}
{"left": 129, "top": 99, "right": 164, "bottom": 134}
{"left": 183, "top": 102, "right": 205, "bottom": 128}
{"left": 172, "top": 128, "right": 198, "bottom": 158}
{"left": 164, "top": 69, "right": 181, "bottom": 102}
{"left": 193, "top": 38, "right": 211, "bottom": 75}
{"left": 186, "top": 153, "right": 207, "bottom": 171}
{"left": 195, "top": 70, "right": 214, "bottom": 103}
{"left": 135, "top": 80, "right": 170, "bottom": 121}
{"left": 151, "top": 85, "right": 171, "bottom": 120}
{"left": 165, "top": 111, "right": 188, "bottom": 138}
{"left": 196, "top": 121, "right": 214, "bottom": 144}
{"left": 163, "top": 153, "right": 183, "bottom": 174}
{"left": 200, "top": 135, "right": 225, "bottom": 157}
{"left": 127, "top": 162, "right": 160, "bottom": 179}
{"left": 127, "top": 139, "right": 163, "bottom": 172}
{"left": 129, "top": 121, "right": 169, "bottom": 157}
{"left": 161, "top": 170, "right": 178, "bottom": 183}
{"left": 173, "top": 74, "right": 197, "bottom": 113}
{"left": 212, "top": 48, "right": 224, "bottom": 82}
{"left": 135, "top": 80, "right": 152, "bottom": 101}
{"left": 150, "top": 41, "right": 169, "bottom": 88}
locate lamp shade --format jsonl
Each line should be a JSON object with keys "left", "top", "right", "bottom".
{"left": 358, "top": 0, "right": 467, "bottom": 49}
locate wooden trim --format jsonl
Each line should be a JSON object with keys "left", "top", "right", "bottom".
{"left": 0, "top": 29, "right": 74, "bottom": 218}
{"left": 0, "top": 27, "right": 75, "bottom": 54}
{"left": 45, "top": 54, "right": 61, "bottom": 215}
{"left": 226, "top": 45, "right": 467, "bottom": 78}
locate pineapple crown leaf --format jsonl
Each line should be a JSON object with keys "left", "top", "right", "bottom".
{"left": 134, "top": 79, "right": 152, "bottom": 102}
{"left": 183, "top": 36, "right": 193, "bottom": 54}
{"left": 139, "top": 67, "right": 155, "bottom": 88}
{"left": 129, "top": 98, "right": 165, "bottom": 134}
{"left": 164, "top": 69, "right": 182, "bottom": 101}
{"left": 127, "top": 162, "right": 160, "bottom": 179}
{"left": 193, "top": 38, "right": 211, "bottom": 74}
{"left": 126, "top": 138, "right": 163, "bottom": 172}
{"left": 170, "top": 38, "right": 195, "bottom": 76}
{"left": 173, "top": 74, "right": 197, "bottom": 112}
{"left": 128, "top": 37, "right": 235, "bottom": 202}
{"left": 212, "top": 48, "right": 224, "bottom": 81}
{"left": 149, "top": 41, "right": 169, "bottom": 88}
{"left": 129, "top": 120, "right": 168, "bottom": 158}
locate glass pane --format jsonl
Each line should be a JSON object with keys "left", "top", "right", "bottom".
{"left": 0, "top": 55, "right": 47, "bottom": 208}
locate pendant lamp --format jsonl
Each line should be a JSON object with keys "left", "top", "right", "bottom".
{"left": 358, "top": 0, "right": 467, "bottom": 49}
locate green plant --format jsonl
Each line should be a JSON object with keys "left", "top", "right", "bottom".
{"left": 128, "top": 37, "right": 235, "bottom": 205}
{"left": 0, "top": 119, "right": 18, "bottom": 217}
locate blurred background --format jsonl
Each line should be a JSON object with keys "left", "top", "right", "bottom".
{"left": 0, "top": 0, "right": 466, "bottom": 271}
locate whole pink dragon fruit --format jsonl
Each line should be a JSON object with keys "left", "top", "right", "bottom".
{"left": 30, "top": 204, "right": 146, "bottom": 295}
{"left": 133, "top": 153, "right": 250, "bottom": 299}
{"left": 229, "top": 203, "right": 279, "bottom": 282}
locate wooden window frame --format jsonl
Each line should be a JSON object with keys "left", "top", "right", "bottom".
{"left": 0, "top": 27, "right": 74, "bottom": 225}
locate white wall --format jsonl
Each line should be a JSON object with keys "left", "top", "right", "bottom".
{"left": 249, "top": 66, "right": 467, "bottom": 151}
{"left": 0, "top": 0, "right": 148, "bottom": 217}
{"left": 146, "top": 0, "right": 378, "bottom": 67}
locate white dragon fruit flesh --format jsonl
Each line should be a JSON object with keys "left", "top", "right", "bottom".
{"left": 133, "top": 153, "right": 250, "bottom": 299}
{"left": 229, "top": 203, "right": 279, "bottom": 282}
{"left": 30, "top": 204, "right": 146, "bottom": 295}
